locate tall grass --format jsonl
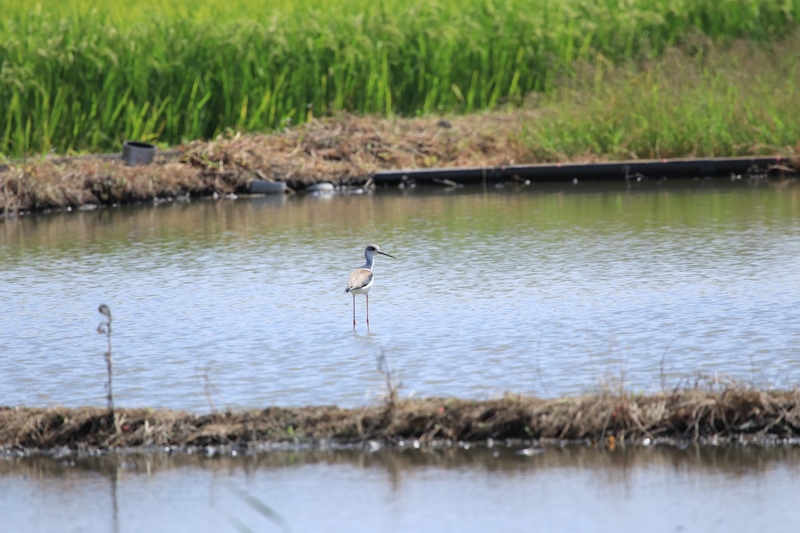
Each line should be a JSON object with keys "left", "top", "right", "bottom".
{"left": 2, "top": 0, "right": 799, "bottom": 157}
{"left": 525, "top": 34, "right": 800, "bottom": 159}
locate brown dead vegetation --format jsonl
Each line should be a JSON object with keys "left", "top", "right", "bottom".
{"left": 0, "top": 112, "right": 533, "bottom": 214}
{"left": 2, "top": 387, "right": 799, "bottom": 452}
{"left": 2, "top": 112, "right": 797, "bottom": 215}
{"left": 0, "top": 155, "right": 244, "bottom": 214}
{"left": 181, "top": 112, "right": 531, "bottom": 184}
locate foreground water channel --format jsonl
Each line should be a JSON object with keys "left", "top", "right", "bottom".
{"left": 2, "top": 178, "right": 800, "bottom": 410}
{"left": 2, "top": 444, "right": 800, "bottom": 532}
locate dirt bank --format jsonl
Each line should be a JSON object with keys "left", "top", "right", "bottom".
{"left": 3, "top": 386, "right": 799, "bottom": 453}
{"left": 4, "top": 112, "right": 796, "bottom": 215}
{"left": 0, "top": 113, "right": 532, "bottom": 214}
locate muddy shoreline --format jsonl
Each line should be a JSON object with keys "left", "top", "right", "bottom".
{"left": 2, "top": 113, "right": 797, "bottom": 215}
{"left": 3, "top": 387, "right": 799, "bottom": 453}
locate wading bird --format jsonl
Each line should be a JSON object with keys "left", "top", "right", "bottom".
{"left": 344, "top": 244, "right": 396, "bottom": 329}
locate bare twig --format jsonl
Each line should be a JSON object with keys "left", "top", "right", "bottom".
{"left": 659, "top": 341, "right": 674, "bottom": 392}
{"left": 97, "top": 304, "right": 114, "bottom": 413}
{"left": 376, "top": 350, "right": 400, "bottom": 412}
{"left": 195, "top": 365, "right": 220, "bottom": 414}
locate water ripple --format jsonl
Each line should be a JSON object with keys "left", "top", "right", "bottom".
{"left": 2, "top": 184, "right": 800, "bottom": 409}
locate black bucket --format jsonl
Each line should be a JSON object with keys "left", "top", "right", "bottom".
{"left": 122, "top": 141, "right": 156, "bottom": 166}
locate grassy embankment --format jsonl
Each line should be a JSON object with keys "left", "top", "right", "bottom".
{"left": 1, "top": 0, "right": 799, "bottom": 212}
{"left": 2, "top": 384, "right": 799, "bottom": 452}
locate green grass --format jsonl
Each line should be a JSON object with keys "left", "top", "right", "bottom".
{"left": 2, "top": 0, "right": 800, "bottom": 157}
{"left": 526, "top": 33, "right": 800, "bottom": 159}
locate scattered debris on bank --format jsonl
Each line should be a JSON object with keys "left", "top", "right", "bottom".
{"left": 0, "top": 113, "right": 530, "bottom": 214}
{"left": 3, "top": 112, "right": 796, "bottom": 215}
{"left": 3, "top": 386, "right": 799, "bottom": 453}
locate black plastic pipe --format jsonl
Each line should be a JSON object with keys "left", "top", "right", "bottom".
{"left": 372, "top": 155, "right": 792, "bottom": 186}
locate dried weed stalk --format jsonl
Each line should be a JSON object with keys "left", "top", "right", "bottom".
{"left": 96, "top": 304, "right": 114, "bottom": 413}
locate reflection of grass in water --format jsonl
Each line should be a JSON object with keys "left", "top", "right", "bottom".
{"left": 229, "top": 487, "right": 292, "bottom": 533}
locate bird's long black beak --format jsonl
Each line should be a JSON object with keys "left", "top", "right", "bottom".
{"left": 378, "top": 251, "right": 396, "bottom": 259}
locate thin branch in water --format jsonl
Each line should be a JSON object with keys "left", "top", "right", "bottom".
{"left": 749, "top": 351, "right": 758, "bottom": 387}
{"left": 376, "top": 350, "right": 400, "bottom": 409}
{"left": 195, "top": 365, "right": 220, "bottom": 413}
{"left": 659, "top": 341, "right": 674, "bottom": 392}
{"left": 534, "top": 335, "right": 549, "bottom": 397}
{"left": 97, "top": 304, "right": 114, "bottom": 413}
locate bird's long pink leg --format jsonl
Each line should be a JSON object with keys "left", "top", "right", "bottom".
{"left": 352, "top": 294, "right": 357, "bottom": 329}
{"left": 366, "top": 294, "right": 370, "bottom": 329}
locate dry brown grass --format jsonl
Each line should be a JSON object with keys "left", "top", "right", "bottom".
{"left": 2, "top": 111, "right": 798, "bottom": 214}
{"left": 2, "top": 386, "right": 799, "bottom": 452}
{"left": 0, "top": 155, "right": 246, "bottom": 214}
{"left": 0, "top": 112, "right": 536, "bottom": 214}
{"left": 181, "top": 112, "right": 533, "bottom": 184}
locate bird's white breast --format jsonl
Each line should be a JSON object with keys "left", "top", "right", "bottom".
{"left": 347, "top": 268, "right": 374, "bottom": 294}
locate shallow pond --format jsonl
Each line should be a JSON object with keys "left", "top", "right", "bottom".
{"left": 2, "top": 444, "right": 799, "bottom": 532}
{"left": 1, "top": 179, "right": 800, "bottom": 410}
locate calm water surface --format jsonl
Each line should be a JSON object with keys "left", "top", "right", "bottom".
{"left": 2, "top": 445, "right": 800, "bottom": 532}
{"left": 1, "top": 180, "right": 800, "bottom": 410}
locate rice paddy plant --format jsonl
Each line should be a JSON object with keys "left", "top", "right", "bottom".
{"left": 1, "top": 0, "right": 799, "bottom": 157}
